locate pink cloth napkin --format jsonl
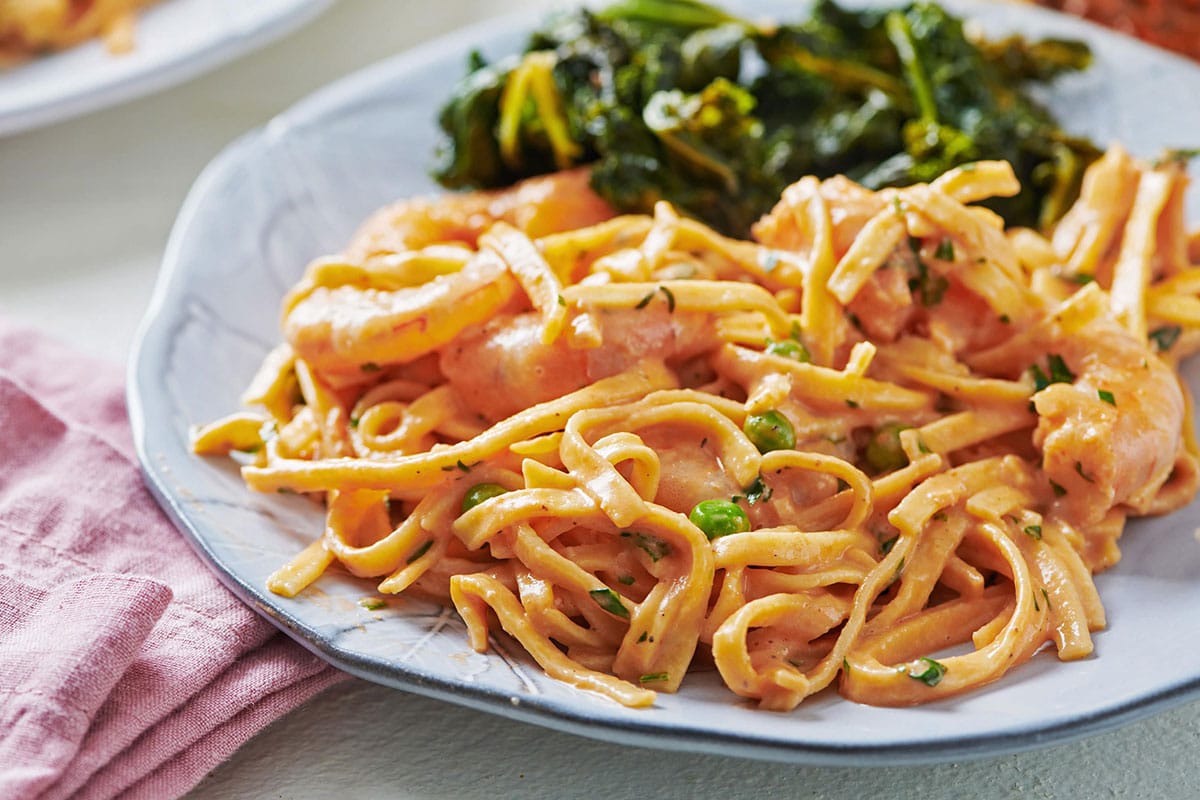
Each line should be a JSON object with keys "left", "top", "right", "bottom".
{"left": 0, "top": 320, "right": 349, "bottom": 800}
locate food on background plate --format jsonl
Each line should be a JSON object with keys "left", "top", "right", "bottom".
{"left": 193, "top": 138, "right": 1200, "bottom": 709}
{"left": 432, "top": 0, "right": 1099, "bottom": 237}
{"left": 1034, "top": 0, "right": 1200, "bottom": 62}
{"left": 0, "top": 0, "right": 153, "bottom": 63}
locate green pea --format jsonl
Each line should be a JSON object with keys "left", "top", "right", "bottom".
{"left": 766, "top": 338, "right": 811, "bottom": 363}
{"left": 461, "top": 482, "right": 508, "bottom": 513}
{"left": 689, "top": 499, "right": 751, "bottom": 540}
{"left": 743, "top": 409, "right": 796, "bottom": 453}
{"left": 864, "top": 423, "right": 910, "bottom": 473}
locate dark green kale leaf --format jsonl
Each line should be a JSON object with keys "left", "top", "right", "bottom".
{"left": 431, "top": 0, "right": 1098, "bottom": 235}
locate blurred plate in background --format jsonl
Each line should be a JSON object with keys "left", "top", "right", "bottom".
{"left": 0, "top": 0, "right": 331, "bottom": 137}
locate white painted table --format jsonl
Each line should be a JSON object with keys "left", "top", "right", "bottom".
{"left": 2, "top": 1, "right": 1198, "bottom": 797}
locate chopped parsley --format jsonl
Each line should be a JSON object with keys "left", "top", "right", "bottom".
{"left": 635, "top": 291, "right": 655, "bottom": 310}
{"left": 1068, "top": 273, "right": 1095, "bottom": 285}
{"left": 637, "top": 630, "right": 649, "bottom": 643}
{"left": 1023, "top": 524, "right": 1042, "bottom": 540}
{"left": 589, "top": 588, "right": 629, "bottom": 619}
{"left": 639, "top": 672, "right": 669, "bottom": 684}
{"left": 1097, "top": 389, "right": 1116, "bottom": 406}
{"left": 880, "top": 535, "right": 899, "bottom": 555}
{"left": 406, "top": 540, "right": 434, "bottom": 564}
{"left": 624, "top": 531, "right": 670, "bottom": 562}
{"left": 556, "top": 294, "right": 567, "bottom": 306}
{"left": 358, "top": 598, "right": 387, "bottom": 611}
{"left": 907, "top": 236, "right": 950, "bottom": 306}
{"left": 1050, "top": 480, "right": 1068, "bottom": 497}
{"left": 743, "top": 474, "right": 773, "bottom": 505}
{"left": 1029, "top": 353, "right": 1075, "bottom": 391}
{"left": 1149, "top": 325, "right": 1182, "bottom": 352}
{"left": 908, "top": 656, "right": 947, "bottom": 687}
{"left": 934, "top": 239, "right": 955, "bottom": 261}
{"left": 845, "top": 399, "right": 860, "bottom": 409}
{"left": 1075, "top": 461, "right": 1094, "bottom": 483}
{"left": 617, "top": 574, "right": 635, "bottom": 585}
{"left": 360, "top": 362, "right": 381, "bottom": 373}
{"left": 659, "top": 285, "right": 676, "bottom": 313}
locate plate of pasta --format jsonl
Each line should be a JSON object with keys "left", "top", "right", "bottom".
{"left": 130, "top": 0, "right": 1200, "bottom": 764}
{"left": 0, "top": 0, "right": 330, "bottom": 137}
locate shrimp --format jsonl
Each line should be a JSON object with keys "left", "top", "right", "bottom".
{"left": 972, "top": 286, "right": 1195, "bottom": 527}
{"left": 1032, "top": 314, "right": 1193, "bottom": 526}
{"left": 345, "top": 167, "right": 613, "bottom": 259}
{"left": 439, "top": 305, "right": 719, "bottom": 422}
{"left": 284, "top": 170, "right": 615, "bottom": 378}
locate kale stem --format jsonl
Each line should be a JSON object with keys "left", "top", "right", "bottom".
{"left": 885, "top": 11, "right": 938, "bottom": 124}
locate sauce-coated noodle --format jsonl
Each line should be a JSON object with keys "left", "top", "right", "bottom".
{"left": 194, "top": 147, "right": 1200, "bottom": 708}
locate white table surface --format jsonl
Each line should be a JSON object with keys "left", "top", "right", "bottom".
{"left": 2, "top": 1, "right": 1199, "bottom": 797}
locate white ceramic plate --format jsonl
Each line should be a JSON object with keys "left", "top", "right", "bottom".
{"left": 0, "top": 0, "right": 331, "bottom": 137}
{"left": 129, "top": 0, "right": 1200, "bottom": 765}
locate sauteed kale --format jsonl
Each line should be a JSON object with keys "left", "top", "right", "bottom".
{"left": 432, "top": 0, "right": 1098, "bottom": 236}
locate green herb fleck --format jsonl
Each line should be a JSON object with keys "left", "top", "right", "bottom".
{"left": 407, "top": 540, "right": 434, "bottom": 564}
{"left": 639, "top": 672, "right": 669, "bottom": 684}
{"left": 1024, "top": 524, "right": 1042, "bottom": 540}
{"left": 456, "top": 459, "right": 472, "bottom": 472}
{"left": 627, "top": 531, "right": 670, "bottom": 562}
{"left": 743, "top": 474, "right": 773, "bottom": 505}
{"left": 557, "top": 294, "right": 567, "bottom": 307}
{"left": 589, "top": 588, "right": 630, "bottom": 619}
{"left": 765, "top": 338, "right": 811, "bottom": 363}
{"left": 934, "top": 239, "right": 955, "bottom": 261}
{"left": 637, "top": 630, "right": 649, "bottom": 643}
{"left": 909, "top": 656, "right": 947, "bottom": 687}
{"left": 907, "top": 236, "right": 950, "bottom": 306}
{"left": 845, "top": 399, "right": 859, "bottom": 409}
{"left": 1075, "top": 461, "right": 1093, "bottom": 483}
{"left": 880, "top": 536, "right": 899, "bottom": 555}
{"left": 359, "top": 598, "right": 387, "bottom": 611}
{"left": 635, "top": 291, "right": 655, "bottom": 310}
{"left": 1050, "top": 480, "right": 1068, "bottom": 497}
{"left": 659, "top": 285, "right": 676, "bottom": 313}
{"left": 1098, "top": 389, "right": 1115, "bottom": 406}
{"left": 618, "top": 574, "right": 635, "bottom": 586}
{"left": 1149, "top": 325, "right": 1182, "bottom": 352}
{"left": 360, "top": 362, "right": 381, "bottom": 373}
{"left": 1030, "top": 353, "right": 1075, "bottom": 391}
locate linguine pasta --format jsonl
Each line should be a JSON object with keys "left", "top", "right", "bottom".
{"left": 194, "top": 147, "right": 1200, "bottom": 709}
